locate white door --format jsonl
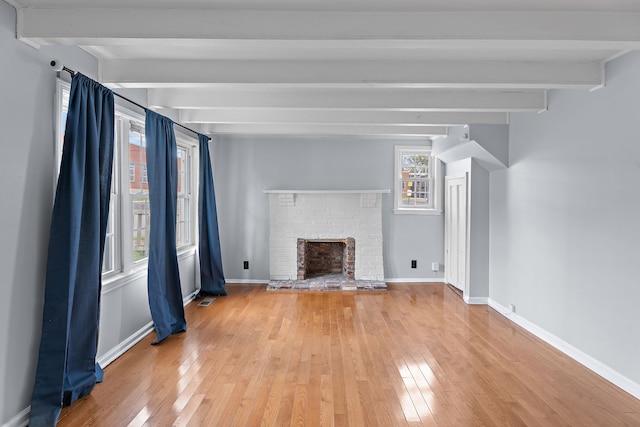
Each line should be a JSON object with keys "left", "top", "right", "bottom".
{"left": 445, "top": 175, "right": 467, "bottom": 292}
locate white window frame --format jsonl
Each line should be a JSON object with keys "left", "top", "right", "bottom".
{"left": 104, "top": 130, "right": 120, "bottom": 277}
{"left": 175, "top": 135, "right": 197, "bottom": 250}
{"left": 393, "top": 145, "right": 442, "bottom": 215}
{"left": 125, "top": 117, "right": 150, "bottom": 267}
{"left": 54, "top": 79, "right": 121, "bottom": 277}
{"left": 54, "top": 79, "right": 70, "bottom": 184}
{"left": 55, "top": 80, "right": 198, "bottom": 279}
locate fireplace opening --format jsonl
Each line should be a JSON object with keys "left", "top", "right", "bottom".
{"left": 306, "top": 241, "right": 344, "bottom": 278}
{"left": 297, "top": 238, "right": 355, "bottom": 280}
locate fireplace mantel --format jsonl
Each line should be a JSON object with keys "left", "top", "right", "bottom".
{"left": 265, "top": 189, "right": 389, "bottom": 208}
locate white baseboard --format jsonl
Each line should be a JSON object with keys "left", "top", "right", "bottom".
{"left": 2, "top": 406, "right": 29, "bottom": 427}
{"left": 96, "top": 321, "right": 155, "bottom": 368}
{"left": 183, "top": 290, "right": 197, "bottom": 305}
{"left": 226, "top": 279, "right": 269, "bottom": 284}
{"left": 227, "top": 279, "right": 449, "bottom": 285}
{"left": 384, "top": 278, "right": 446, "bottom": 283}
{"left": 98, "top": 289, "right": 197, "bottom": 368}
{"left": 463, "top": 295, "right": 489, "bottom": 305}
{"left": 487, "top": 299, "right": 640, "bottom": 401}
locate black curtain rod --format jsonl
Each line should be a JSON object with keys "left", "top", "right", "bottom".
{"left": 54, "top": 62, "right": 211, "bottom": 141}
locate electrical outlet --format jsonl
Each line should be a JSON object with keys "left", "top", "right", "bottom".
{"left": 509, "top": 304, "right": 516, "bottom": 313}
{"left": 243, "top": 261, "right": 249, "bottom": 270}
{"left": 411, "top": 260, "right": 417, "bottom": 268}
{"left": 431, "top": 262, "right": 439, "bottom": 271}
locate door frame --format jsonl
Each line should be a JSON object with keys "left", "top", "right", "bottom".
{"left": 444, "top": 174, "right": 468, "bottom": 292}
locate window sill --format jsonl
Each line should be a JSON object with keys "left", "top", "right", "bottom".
{"left": 101, "top": 245, "right": 197, "bottom": 295}
{"left": 102, "top": 267, "right": 147, "bottom": 295}
{"left": 177, "top": 245, "right": 197, "bottom": 260}
{"left": 393, "top": 208, "right": 442, "bottom": 216}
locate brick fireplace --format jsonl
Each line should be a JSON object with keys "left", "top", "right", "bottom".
{"left": 297, "top": 238, "right": 355, "bottom": 280}
{"left": 267, "top": 190, "right": 387, "bottom": 281}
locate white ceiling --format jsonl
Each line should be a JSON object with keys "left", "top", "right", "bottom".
{"left": 8, "top": 0, "right": 640, "bottom": 139}
{"left": 10, "top": 0, "right": 640, "bottom": 12}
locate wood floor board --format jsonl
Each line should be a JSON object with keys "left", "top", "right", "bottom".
{"left": 200, "top": 382, "right": 235, "bottom": 427}
{"left": 372, "top": 396, "right": 408, "bottom": 427}
{"left": 254, "top": 374, "right": 286, "bottom": 427}
{"left": 623, "top": 411, "right": 640, "bottom": 424}
{"left": 55, "top": 283, "right": 640, "bottom": 426}
{"left": 319, "top": 374, "right": 335, "bottom": 427}
{"left": 341, "top": 358, "right": 366, "bottom": 426}
{"left": 273, "top": 371, "right": 297, "bottom": 426}
{"left": 216, "top": 379, "right": 252, "bottom": 425}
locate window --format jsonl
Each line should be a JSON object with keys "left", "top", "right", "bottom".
{"left": 128, "top": 122, "right": 150, "bottom": 262}
{"left": 56, "top": 80, "right": 119, "bottom": 274}
{"left": 55, "top": 79, "right": 197, "bottom": 278}
{"left": 103, "top": 139, "right": 119, "bottom": 275}
{"left": 176, "top": 144, "right": 193, "bottom": 248}
{"left": 54, "top": 80, "right": 70, "bottom": 176}
{"left": 394, "top": 145, "right": 441, "bottom": 214}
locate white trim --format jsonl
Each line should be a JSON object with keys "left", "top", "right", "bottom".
{"left": 393, "top": 146, "right": 443, "bottom": 215}
{"left": 101, "top": 266, "right": 147, "bottom": 295}
{"left": 97, "top": 289, "right": 197, "bottom": 368}
{"left": 97, "top": 321, "right": 154, "bottom": 368}
{"left": 488, "top": 299, "right": 640, "bottom": 401}
{"left": 183, "top": 290, "right": 197, "bottom": 305}
{"left": 177, "top": 246, "right": 197, "bottom": 261}
{"left": 53, "top": 79, "right": 70, "bottom": 185}
{"left": 392, "top": 208, "right": 442, "bottom": 215}
{"left": 102, "top": 247, "right": 197, "bottom": 295}
{"left": 463, "top": 295, "right": 488, "bottom": 305}
{"left": 384, "top": 278, "right": 446, "bottom": 283}
{"left": 444, "top": 173, "right": 469, "bottom": 291}
{"left": 487, "top": 299, "right": 513, "bottom": 316}
{"left": 226, "top": 279, "right": 269, "bottom": 284}
{"left": 232, "top": 279, "right": 449, "bottom": 284}
{"left": 175, "top": 131, "right": 199, "bottom": 148}
{"left": 176, "top": 140, "right": 197, "bottom": 249}
{"left": 2, "top": 406, "right": 29, "bottom": 427}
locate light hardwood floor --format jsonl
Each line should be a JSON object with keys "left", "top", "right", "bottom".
{"left": 58, "top": 283, "right": 640, "bottom": 426}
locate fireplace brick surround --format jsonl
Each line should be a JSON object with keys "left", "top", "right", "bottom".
{"left": 267, "top": 190, "right": 387, "bottom": 281}
{"left": 297, "top": 238, "right": 355, "bottom": 280}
